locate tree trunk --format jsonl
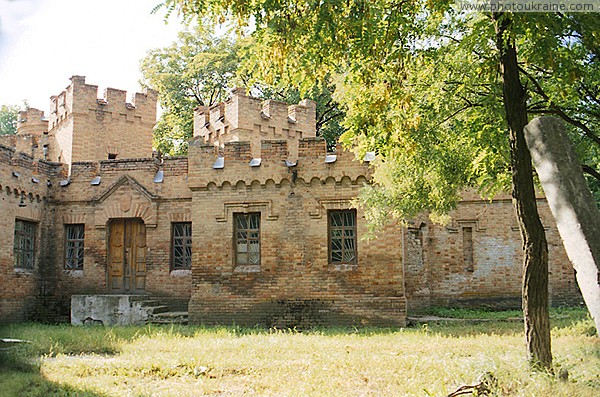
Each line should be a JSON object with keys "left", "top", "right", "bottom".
{"left": 493, "top": 13, "right": 552, "bottom": 370}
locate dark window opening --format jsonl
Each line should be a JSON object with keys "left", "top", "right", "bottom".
{"left": 234, "top": 213, "right": 260, "bottom": 266}
{"left": 14, "top": 220, "right": 36, "bottom": 269}
{"left": 172, "top": 222, "right": 192, "bottom": 270}
{"left": 463, "top": 226, "right": 474, "bottom": 271}
{"left": 108, "top": 153, "right": 117, "bottom": 160}
{"left": 328, "top": 209, "right": 357, "bottom": 265}
{"left": 65, "top": 224, "right": 85, "bottom": 270}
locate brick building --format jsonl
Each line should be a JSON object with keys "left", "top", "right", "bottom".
{"left": 0, "top": 76, "right": 581, "bottom": 326}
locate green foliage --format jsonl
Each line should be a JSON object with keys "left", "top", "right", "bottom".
{"left": 140, "top": 23, "right": 241, "bottom": 156}
{"left": 420, "top": 307, "right": 524, "bottom": 320}
{"left": 0, "top": 104, "right": 20, "bottom": 135}
{"left": 159, "top": 0, "right": 600, "bottom": 216}
{"left": 514, "top": 13, "right": 600, "bottom": 204}
{"left": 141, "top": 19, "right": 345, "bottom": 155}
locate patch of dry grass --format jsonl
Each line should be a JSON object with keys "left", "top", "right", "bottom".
{"left": 1, "top": 310, "right": 598, "bottom": 396}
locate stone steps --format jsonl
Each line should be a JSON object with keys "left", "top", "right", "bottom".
{"left": 149, "top": 311, "right": 189, "bottom": 325}
{"left": 141, "top": 298, "right": 189, "bottom": 325}
{"left": 147, "top": 305, "right": 170, "bottom": 315}
{"left": 71, "top": 295, "right": 189, "bottom": 326}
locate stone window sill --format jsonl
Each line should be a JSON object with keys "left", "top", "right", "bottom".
{"left": 63, "top": 269, "right": 84, "bottom": 277}
{"left": 234, "top": 265, "right": 260, "bottom": 273}
{"left": 330, "top": 263, "right": 358, "bottom": 272}
{"left": 170, "top": 269, "right": 191, "bottom": 276}
{"left": 14, "top": 268, "right": 34, "bottom": 275}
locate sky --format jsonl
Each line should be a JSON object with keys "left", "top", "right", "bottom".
{"left": 0, "top": 0, "right": 183, "bottom": 113}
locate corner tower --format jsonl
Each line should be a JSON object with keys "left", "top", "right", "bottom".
{"left": 46, "top": 76, "right": 157, "bottom": 167}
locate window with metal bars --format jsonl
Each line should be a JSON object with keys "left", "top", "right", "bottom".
{"left": 14, "top": 220, "right": 36, "bottom": 269}
{"left": 328, "top": 209, "right": 357, "bottom": 265}
{"left": 172, "top": 222, "right": 192, "bottom": 270}
{"left": 65, "top": 224, "right": 85, "bottom": 270}
{"left": 234, "top": 213, "right": 260, "bottom": 266}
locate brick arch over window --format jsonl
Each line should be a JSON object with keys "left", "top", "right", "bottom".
{"left": 169, "top": 212, "right": 192, "bottom": 223}
{"left": 216, "top": 201, "right": 279, "bottom": 223}
{"left": 15, "top": 204, "right": 44, "bottom": 222}
{"left": 62, "top": 212, "right": 87, "bottom": 224}
{"left": 309, "top": 197, "right": 354, "bottom": 219}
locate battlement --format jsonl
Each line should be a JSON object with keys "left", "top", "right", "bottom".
{"left": 17, "top": 108, "right": 48, "bottom": 136}
{"left": 0, "top": 142, "right": 66, "bottom": 197}
{"left": 188, "top": 137, "right": 371, "bottom": 189}
{"left": 44, "top": 76, "right": 157, "bottom": 166}
{"left": 48, "top": 76, "right": 157, "bottom": 130}
{"left": 194, "top": 88, "right": 317, "bottom": 159}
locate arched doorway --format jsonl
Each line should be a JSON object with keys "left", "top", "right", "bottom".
{"left": 107, "top": 218, "right": 146, "bottom": 293}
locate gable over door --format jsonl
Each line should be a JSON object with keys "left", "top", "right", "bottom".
{"left": 108, "top": 219, "right": 147, "bottom": 293}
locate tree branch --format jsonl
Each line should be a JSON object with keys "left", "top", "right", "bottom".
{"left": 519, "top": 66, "right": 600, "bottom": 147}
{"left": 582, "top": 164, "right": 600, "bottom": 182}
{"left": 440, "top": 103, "right": 481, "bottom": 125}
{"left": 192, "top": 91, "right": 204, "bottom": 106}
{"left": 316, "top": 110, "right": 344, "bottom": 131}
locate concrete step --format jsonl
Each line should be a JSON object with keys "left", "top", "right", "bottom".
{"left": 140, "top": 299, "right": 165, "bottom": 307}
{"left": 149, "top": 311, "right": 189, "bottom": 325}
{"left": 147, "top": 305, "right": 170, "bottom": 315}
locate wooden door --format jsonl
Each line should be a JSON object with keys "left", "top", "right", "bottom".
{"left": 108, "top": 219, "right": 146, "bottom": 293}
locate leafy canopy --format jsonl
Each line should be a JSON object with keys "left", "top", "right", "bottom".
{"left": 140, "top": 23, "right": 241, "bottom": 155}
{"left": 0, "top": 104, "right": 21, "bottom": 135}
{"left": 158, "top": 1, "right": 599, "bottom": 216}
{"left": 141, "top": 18, "right": 345, "bottom": 155}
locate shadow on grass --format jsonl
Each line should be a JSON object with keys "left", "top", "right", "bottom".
{"left": 0, "top": 348, "right": 108, "bottom": 397}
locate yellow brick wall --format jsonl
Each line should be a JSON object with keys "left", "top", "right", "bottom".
{"left": 0, "top": 145, "right": 65, "bottom": 323}
{"left": 0, "top": 77, "right": 584, "bottom": 326}
{"left": 46, "top": 76, "right": 156, "bottom": 166}
{"left": 187, "top": 136, "right": 407, "bottom": 326}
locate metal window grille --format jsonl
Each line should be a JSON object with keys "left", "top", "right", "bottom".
{"left": 65, "top": 224, "right": 85, "bottom": 270}
{"left": 172, "top": 222, "right": 192, "bottom": 270}
{"left": 234, "top": 213, "right": 260, "bottom": 266}
{"left": 14, "top": 220, "right": 36, "bottom": 269}
{"left": 328, "top": 210, "right": 357, "bottom": 264}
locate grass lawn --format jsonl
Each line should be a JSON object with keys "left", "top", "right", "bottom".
{"left": 0, "top": 308, "right": 598, "bottom": 396}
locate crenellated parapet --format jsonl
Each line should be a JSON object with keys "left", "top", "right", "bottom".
{"left": 188, "top": 136, "right": 372, "bottom": 190}
{"left": 9, "top": 108, "right": 52, "bottom": 160}
{"left": 45, "top": 76, "right": 158, "bottom": 167}
{"left": 194, "top": 88, "right": 317, "bottom": 159}
{"left": 48, "top": 76, "right": 157, "bottom": 130}
{"left": 0, "top": 142, "right": 66, "bottom": 207}
{"left": 17, "top": 108, "right": 48, "bottom": 136}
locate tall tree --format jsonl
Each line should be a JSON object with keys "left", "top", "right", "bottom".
{"left": 160, "top": 1, "right": 600, "bottom": 369}
{"left": 493, "top": 12, "right": 551, "bottom": 368}
{"left": 141, "top": 21, "right": 345, "bottom": 155}
{"left": 0, "top": 104, "right": 20, "bottom": 135}
{"left": 140, "top": 24, "right": 241, "bottom": 155}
